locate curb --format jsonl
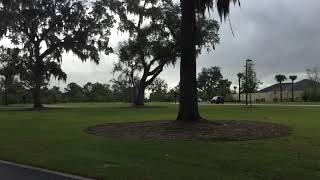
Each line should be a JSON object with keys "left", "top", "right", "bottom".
{"left": 0, "top": 160, "right": 96, "bottom": 180}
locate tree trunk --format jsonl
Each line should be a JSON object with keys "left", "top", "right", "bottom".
{"left": 33, "top": 60, "right": 43, "bottom": 110}
{"left": 130, "top": 67, "right": 135, "bottom": 104}
{"left": 280, "top": 82, "right": 283, "bottom": 102}
{"left": 291, "top": 81, "right": 294, "bottom": 102}
{"left": 4, "top": 80, "right": 8, "bottom": 106}
{"left": 33, "top": 75, "right": 43, "bottom": 110}
{"left": 131, "top": 87, "right": 136, "bottom": 104}
{"left": 176, "top": 0, "right": 201, "bottom": 122}
{"left": 238, "top": 77, "right": 241, "bottom": 102}
{"left": 134, "top": 84, "right": 145, "bottom": 106}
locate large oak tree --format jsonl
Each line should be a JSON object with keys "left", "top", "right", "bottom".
{"left": 106, "top": 0, "right": 220, "bottom": 106}
{"left": 0, "top": 0, "right": 114, "bottom": 109}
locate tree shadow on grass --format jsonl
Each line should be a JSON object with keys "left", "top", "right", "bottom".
{"left": 0, "top": 106, "right": 66, "bottom": 112}
{"left": 110, "top": 105, "right": 170, "bottom": 110}
{"left": 0, "top": 104, "right": 170, "bottom": 112}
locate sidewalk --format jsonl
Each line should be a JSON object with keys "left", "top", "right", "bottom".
{"left": 0, "top": 160, "right": 95, "bottom": 180}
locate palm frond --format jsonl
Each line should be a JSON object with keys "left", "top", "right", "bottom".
{"left": 196, "top": 0, "right": 240, "bottom": 21}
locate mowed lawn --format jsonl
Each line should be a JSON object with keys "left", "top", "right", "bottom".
{"left": 0, "top": 103, "right": 320, "bottom": 180}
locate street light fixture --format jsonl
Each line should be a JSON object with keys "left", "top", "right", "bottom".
{"left": 245, "top": 59, "right": 252, "bottom": 106}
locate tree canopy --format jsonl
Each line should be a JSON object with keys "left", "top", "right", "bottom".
{"left": 241, "top": 62, "right": 261, "bottom": 94}
{"left": 275, "top": 74, "right": 287, "bottom": 83}
{"left": 0, "top": 0, "right": 115, "bottom": 109}
{"left": 289, "top": 75, "right": 297, "bottom": 82}
{"left": 148, "top": 78, "right": 170, "bottom": 102}
{"left": 107, "top": 0, "right": 220, "bottom": 105}
{"left": 0, "top": 46, "right": 25, "bottom": 105}
{"left": 197, "top": 66, "right": 231, "bottom": 100}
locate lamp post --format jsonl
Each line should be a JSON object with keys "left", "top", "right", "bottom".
{"left": 245, "top": 59, "right": 252, "bottom": 106}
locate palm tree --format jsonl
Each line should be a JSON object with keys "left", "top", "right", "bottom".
{"left": 275, "top": 74, "right": 287, "bottom": 102}
{"left": 177, "top": 0, "right": 240, "bottom": 121}
{"left": 289, "top": 75, "right": 298, "bottom": 102}
{"left": 237, "top": 73, "right": 243, "bottom": 102}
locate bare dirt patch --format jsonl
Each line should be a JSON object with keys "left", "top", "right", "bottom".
{"left": 86, "top": 120, "right": 291, "bottom": 141}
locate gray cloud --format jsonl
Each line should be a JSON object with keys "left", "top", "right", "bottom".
{"left": 195, "top": 0, "right": 320, "bottom": 88}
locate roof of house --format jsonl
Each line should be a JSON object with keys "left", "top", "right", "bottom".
{"left": 258, "top": 79, "right": 317, "bottom": 93}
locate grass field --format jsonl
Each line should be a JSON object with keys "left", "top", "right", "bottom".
{"left": 0, "top": 103, "right": 320, "bottom": 180}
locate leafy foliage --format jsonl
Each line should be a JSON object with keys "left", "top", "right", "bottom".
{"left": 237, "top": 73, "right": 244, "bottom": 80}
{"left": 83, "top": 82, "right": 114, "bottom": 102}
{"left": 0, "top": 0, "right": 114, "bottom": 108}
{"left": 0, "top": 47, "right": 25, "bottom": 105}
{"left": 197, "top": 66, "right": 231, "bottom": 100}
{"left": 195, "top": 0, "right": 240, "bottom": 20}
{"left": 148, "top": 78, "right": 170, "bottom": 102}
{"left": 275, "top": 74, "right": 287, "bottom": 84}
{"left": 64, "top": 82, "right": 84, "bottom": 102}
{"left": 107, "top": 0, "right": 220, "bottom": 105}
{"left": 289, "top": 75, "right": 297, "bottom": 82}
{"left": 241, "top": 62, "right": 261, "bottom": 93}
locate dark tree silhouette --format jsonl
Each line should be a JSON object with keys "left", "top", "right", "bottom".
{"left": 240, "top": 63, "right": 260, "bottom": 99}
{"left": 64, "top": 82, "right": 84, "bottom": 102}
{"left": 177, "top": 0, "right": 240, "bottom": 121}
{"left": 197, "top": 67, "right": 223, "bottom": 100}
{"left": 0, "top": 47, "right": 24, "bottom": 105}
{"left": 237, "top": 72, "right": 243, "bottom": 102}
{"left": 0, "top": 0, "right": 114, "bottom": 109}
{"left": 275, "top": 74, "right": 287, "bottom": 102}
{"left": 197, "top": 66, "right": 231, "bottom": 100}
{"left": 217, "top": 79, "right": 232, "bottom": 97}
{"left": 148, "top": 78, "right": 169, "bottom": 102}
{"left": 107, "top": 0, "right": 181, "bottom": 106}
{"left": 289, "top": 75, "right": 297, "bottom": 102}
{"left": 110, "top": 74, "right": 139, "bottom": 103}
{"left": 107, "top": 0, "right": 220, "bottom": 106}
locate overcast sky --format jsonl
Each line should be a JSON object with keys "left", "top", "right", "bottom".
{"left": 49, "top": 0, "right": 320, "bottom": 90}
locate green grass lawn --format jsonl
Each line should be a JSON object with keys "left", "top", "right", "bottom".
{"left": 0, "top": 103, "right": 320, "bottom": 180}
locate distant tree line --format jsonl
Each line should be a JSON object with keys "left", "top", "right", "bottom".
{"left": 0, "top": 77, "right": 181, "bottom": 105}
{"left": 0, "top": 65, "right": 233, "bottom": 105}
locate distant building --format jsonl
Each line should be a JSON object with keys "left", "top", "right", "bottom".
{"left": 233, "top": 79, "right": 318, "bottom": 102}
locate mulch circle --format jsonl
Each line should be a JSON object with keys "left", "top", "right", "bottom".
{"left": 85, "top": 120, "right": 291, "bottom": 141}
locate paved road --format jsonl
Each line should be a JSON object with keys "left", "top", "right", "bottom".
{"left": 198, "top": 103, "right": 320, "bottom": 107}
{"left": 171, "top": 102, "right": 320, "bottom": 107}
{"left": 0, "top": 160, "right": 94, "bottom": 180}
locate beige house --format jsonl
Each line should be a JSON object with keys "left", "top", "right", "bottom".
{"left": 233, "top": 79, "right": 313, "bottom": 102}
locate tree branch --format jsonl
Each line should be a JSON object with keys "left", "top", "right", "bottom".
{"left": 146, "top": 63, "right": 165, "bottom": 85}
{"left": 39, "top": 42, "right": 63, "bottom": 60}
